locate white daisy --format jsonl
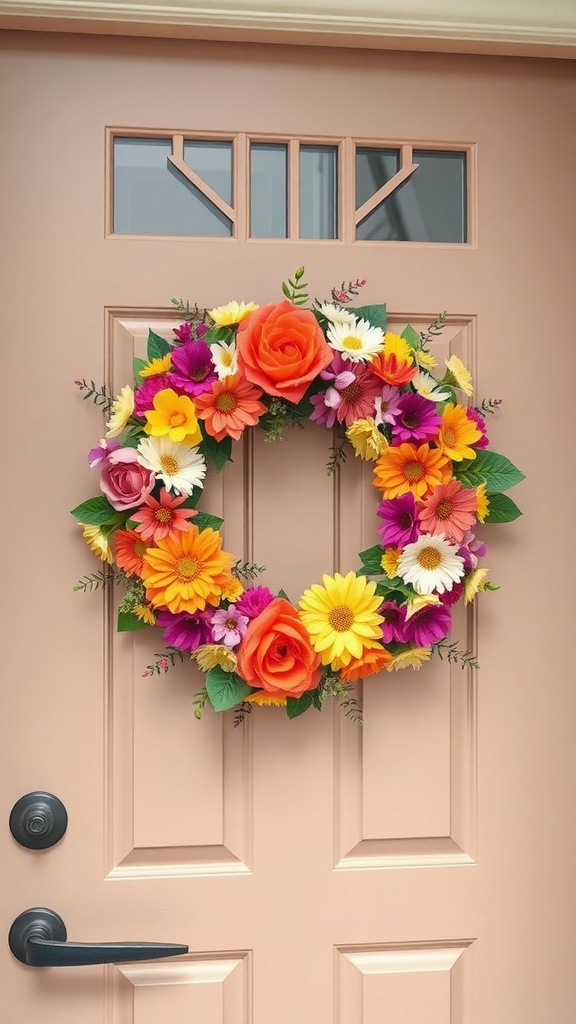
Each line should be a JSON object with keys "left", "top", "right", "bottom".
{"left": 136, "top": 436, "right": 206, "bottom": 495}
{"left": 326, "top": 317, "right": 384, "bottom": 363}
{"left": 211, "top": 338, "right": 238, "bottom": 379}
{"left": 397, "top": 534, "right": 465, "bottom": 595}
{"left": 411, "top": 370, "right": 452, "bottom": 402}
{"left": 317, "top": 302, "right": 356, "bottom": 326}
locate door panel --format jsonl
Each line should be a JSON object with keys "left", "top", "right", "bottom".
{"left": 2, "top": 31, "right": 576, "bottom": 1024}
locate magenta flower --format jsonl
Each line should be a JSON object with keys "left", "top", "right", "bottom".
{"left": 156, "top": 609, "right": 212, "bottom": 652}
{"left": 88, "top": 438, "right": 120, "bottom": 468}
{"left": 380, "top": 602, "right": 408, "bottom": 644}
{"left": 403, "top": 603, "right": 452, "bottom": 646}
{"left": 236, "top": 586, "right": 275, "bottom": 619}
{"left": 391, "top": 392, "right": 441, "bottom": 444}
{"left": 466, "top": 408, "right": 489, "bottom": 448}
{"left": 173, "top": 322, "right": 193, "bottom": 344}
{"left": 374, "top": 385, "right": 402, "bottom": 426}
{"left": 439, "top": 582, "right": 464, "bottom": 607}
{"left": 211, "top": 604, "right": 249, "bottom": 648}
{"left": 458, "top": 530, "right": 487, "bottom": 572}
{"left": 169, "top": 340, "right": 217, "bottom": 397}
{"left": 377, "top": 492, "right": 420, "bottom": 547}
{"left": 134, "top": 374, "right": 172, "bottom": 416}
{"left": 310, "top": 353, "right": 381, "bottom": 428}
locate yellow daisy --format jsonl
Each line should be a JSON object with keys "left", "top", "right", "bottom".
{"left": 220, "top": 577, "right": 245, "bottom": 602}
{"left": 381, "top": 547, "right": 402, "bottom": 578}
{"left": 105, "top": 385, "right": 134, "bottom": 438}
{"left": 193, "top": 644, "right": 238, "bottom": 672}
{"left": 245, "top": 691, "right": 288, "bottom": 707}
{"left": 144, "top": 388, "right": 202, "bottom": 446}
{"left": 464, "top": 568, "right": 490, "bottom": 604}
{"left": 414, "top": 348, "right": 438, "bottom": 370}
{"left": 133, "top": 604, "right": 156, "bottom": 625}
{"left": 139, "top": 354, "right": 172, "bottom": 378}
{"left": 82, "top": 524, "right": 114, "bottom": 564}
{"left": 443, "top": 355, "right": 474, "bottom": 397}
{"left": 208, "top": 301, "right": 259, "bottom": 326}
{"left": 437, "top": 404, "right": 482, "bottom": 462}
{"left": 299, "top": 571, "right": 384, "bottom": 668}
{"left": 475, "top": 483, "right": 490, "bottom": 523}
{"left": 346, "top": 418, "right": 388, "bottom": 461}
{"left": 382, "top": 331, "right": 414, "bottom": 363}
{"left": 387, "top": 647, "right": 432, "bottom": 671}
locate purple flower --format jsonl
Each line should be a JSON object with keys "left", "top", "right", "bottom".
{"left": 458, "top": 531, "right": 487, "bottom": 573}
{"left": 403, "top": 603, "right": 452, "bottom": 647}
{"left": 156, "top": 609, "right": 212, "bottom": 652}
{"left": 134, "top": 374, "right": 172, "bottom": 416}
{"left": 391, "top": 392, "right": 441, "bottom": 444}
{"left": 377, "top": 493, "right": 420, "bottom": 547}
{"left": 380, "top": 602, "right": 408, "bottom": 644}
{"left": 169, "top": 340, "right": 217, "bottom": 397}
{"left": 466, "top": 408, "right": 489, "bottom": 448}
{"left": 309, "top": 353, "right": 381, "bottom": 428}
{"left": 439, "top": 582, "right": 464, "bottom": 607}
{"left": 88, "top": 438, "right": 120, "bottom": 468}
{"left": 374, "top": 385, "right": 402, "bottom": 426}
{"left": 211, "top": 604, "right": 249, "bottom": 648}
{"left": 173, "top": 322, "right": 193, "bottom": 344}
{"left": 235, "top": 586, "right": 275, "bottom": 619}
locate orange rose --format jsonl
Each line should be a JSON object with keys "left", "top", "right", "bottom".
{"left": 236, "top": 301, "right": 333, "bottom": 404}
{"left": 237, "top": 598, "right": 321, "bottom": 697}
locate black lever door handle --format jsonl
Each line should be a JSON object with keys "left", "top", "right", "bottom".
{"left": 9, "top": 908, "right": 188, "bottom": 967}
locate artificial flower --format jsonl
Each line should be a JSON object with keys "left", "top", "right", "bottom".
{"left": 418, "top": 479, "right": 478, "bottom": 544}
{"left": 310, "top": 354, "right": 381, "bottom": 428}
{"left": 413, "top": 348, "right": 437, "bottom": 370}
{"left": 141, "top": 525, "right": 235, "bottom": 614}
{"left": 443, "top": 355, "right": 473, "bottom": 396}
{"left": 144, "top": 388, "right": 203, "bottom": 445}
{"left": 458, "top": 531, "right": 487, "bottom": 573}
{"left": 380, "top": 547, "right": 402, "bottom": 578}
{"left": 437, "top": 403, "right": 482, "bottom": 462}
{"left": 82, "top": 524, "right": 114, "bottom": 563}
{"left": 193, "top": 644, "right": 238, "bottom": 672}
{"left": 133, "top": 604, "right": 156, "bottom": 626}
{"left": 139, "top": 354, "right": 172, "bottom": 378}
{"left": 387, "top": 647, "right": 432, "bottom": 671}
{"left": 237, "top": 598, "right": 321, "bottom": 697}
{"left": 245, "top": 690, "right": 289, "bottom": 707}
{"left": 402, "top": 601, "right": 452, "bottom": 646}
{"left": 88, "top": 437, "right": 120, "bottom": 468}
{"left": 173, "top": 322, "right": 193, "bottom": 344}
{"left": 210, "top": 339, "right": 238, "bottom": 379}
{"left": 317, "top": 302, "right": 356, "bottom": 325}
{"left": 326, "top": 317, "right": 384, "bottom": 363}
{"left": 220, "top": 576, "right": 245, "bottom": 602}
{"left": 397, "top": 534, "right": 465, "bottom": 595}
{"left": 156, "top": 608, "right": 212, "bottom": 652}
{"left": 475, "top": 483, "right": 490, "bottom": 523}
{"left": 130, "top": 488, "right": 198, "bottom": 544}
{"left": 299, "top": 571, "right": 383, "bottom": 668}
{"left": 391, "top": 392, "right": 441, "bottom": 444}
{"left": 370, "top": 332, "right": 416, "bottom": 387}
{"left": 346, "top": 418, "right": 388, "bottom": 460}
{"left": 114, "top": 529, "right": 147, "bottom": 576}
{"left": 377, "top": 492, "right": 420, "bottom": 547}
{"left": 169, "top": 340, "right": 217, "bottom": 396}
{"left": 236, "top": 300, "right": 332, "bottom": 404}
{"left": 466, "top": 407, "right": 489, "bottom": 449}
{"left": 208, "top": 300, "right": 259, "bottom": 326}
{"left": 99, "top": 447, "right": 155, "bottom": 511}
{"left": 133, "top": 374, "right": 172, "bottom": 416}
{"left": 373, "top": 442, "right": 452, "bottom": 500}
{"left": 411, "top": 370, "right": 452, "bottom": 402}
{"left": 210, "top": 604, "right": 249, "bottom": 647}
{"left": 105, "top": 385, "right": 134, "bottom": 438}
{"left": 193, "top": 373, "right": 266, "bottom": 441}
{"left": 235, "top": 586, "right": 275, "bottom": 619}
{"left": 374, "top": 385, "right": 402, "bottom": 426}
{"left": 379, "top": 601, "right": 408, "bottom": 643}
{"left": 340, "top": 640, "right": 392, "bottom": 681}
{"left": 137, "top": 437, "right": 206, "bottom": 495}
{"left": 464, "top": 568, "right": 490, "bottom": 604}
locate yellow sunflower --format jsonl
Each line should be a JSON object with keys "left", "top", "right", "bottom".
{"left": 141, "top": 525, "right": 235, "bottom": 614}
{"left": 298, "top": 571, "right": 383, "bottom": 668}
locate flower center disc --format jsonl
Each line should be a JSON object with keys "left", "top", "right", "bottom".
{"left": 340, "top": 381, "right": 362, "bottom": 402}
{"left": 417, "top": 547, "right": 442, "bottom": 570}
{"left": 443, "top": 428, "right": 456, "bottom": 447}
{"left": 435, "top": 498, "right": 453, "bottom": 520}
{"left": 170, "top": 412, "right": 187, "bottom": 427}
{"left": 215, "top": 393, "right": 237, "bottom": 413}
{"left": 159, "top": 454, "right": 179, "bottom": 474}
{"left": 177, "top": 557, "right": 199, "bottom": 580}
{"left": 155, "top": 507, "right": 173, "bottom": 523}
{"left": 341, "top": 336, "right": 362, "bottom": 351}
{"left": 404, "top": 460, "right": 424, "bottom": 482}
{"left": 328, "top": 604, "right": 354, "bottom": 632}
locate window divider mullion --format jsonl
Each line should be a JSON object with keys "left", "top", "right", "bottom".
{"left": 288, "top": 139, "right": 300, "bottom": 241}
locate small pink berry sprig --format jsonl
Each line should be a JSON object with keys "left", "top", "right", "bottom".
{"left": 331, "top": 278, "right": 367, "bottom": 304}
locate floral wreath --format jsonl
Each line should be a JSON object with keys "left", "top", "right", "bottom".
{"left": 72, "top": 269, "right": 524, "bottom": 724}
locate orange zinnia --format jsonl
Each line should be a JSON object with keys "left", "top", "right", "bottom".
{"left": 374, "top": 442, "right": 452, "bottom": 500}
{"left": 114, "top": 529, "right": 148, "bottom": 576}
{"left": 193, "top": 373, "right": 267, "bottom": 442}
{"left": 339, "top": 641, "right": 393, "bottom": 681}
{"left": 370, "top": 351, "right": 417, "bottom": 388}
{"left": 141, "top": 525, "right": 235, "bottom": 614}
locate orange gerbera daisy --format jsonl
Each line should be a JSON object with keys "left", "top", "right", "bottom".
{"left": 370, "top": 333, "right": 416, "bottom": 388}
{"left": 193, "top": 373, "right": 267, "bottom": 442}
{"left": 374, "top": 442, "right": 452, "bottom": 500}
{"left": 340, "top": 641, "right": 393, "bottom": 681}
{"left": 140, "top": 525, "right": 235, "bottom": 614}
{"left": 114, "top": 529, "right": 148, "bottom": 576}
{"left": 437, "top": 403, "right": 482, "bottom": 462}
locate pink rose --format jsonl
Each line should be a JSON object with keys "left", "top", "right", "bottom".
{"left": 100, "top": 448, "right": 154, "bottom": 511}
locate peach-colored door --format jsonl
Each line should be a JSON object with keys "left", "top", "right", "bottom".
{"left": 2, "top": 31, "right": 576, "bottom": 1024}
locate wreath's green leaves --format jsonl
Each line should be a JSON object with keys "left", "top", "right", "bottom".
{"left": 71, "top": 496, "right": 124, "bottom": 527}
{"left": 204, "top": 325, "right": 235, "bottom": 345}
{"left": 178, "top": 487, "right": 204, "bottom": 510}
{"left": 374, "top": 580, "right": 413, "bottom": 601}
{"left": 351, "top": 304, "right": 387, "bottom": 330}
{"left": 194, "top": 511, "right": 225, "bottom": 532}
{"left": 117, "top": 610, "right": 148, "bottom": 632}
{"left": 454, "top": 450, "right": 525, "bottom": 494}
{"left": 206, "top": 667, "right": 251, "bottom": 712}
{"left": 401, "top": 323, "right": 421, "bottom": 349}
{"left": 121, "top": 428, "right": 146, "bottom": 449}
{"left": 277, "top": 588, "right": 290, "bottom": 601}
{"left": 133, "top": 356, "right": 148, "bottom": 379}
{"left": 484, "top": 492, "right": 523, "bottom": 523}
{"left": 147, "top": 330, "right": 171, "bottom": 362}
{"left": 357, "top": 545, "right": 383, "bottom": 575}
{"left": 286, "top": 691, "right": 318, "bottom": 719}
{"left": 200, "top": 433, "right": 233, "bottom": 472}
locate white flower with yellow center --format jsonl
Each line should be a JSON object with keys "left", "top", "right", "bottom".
{"left": 326, "top": 317, "right": 384, "bottom": 363}
{"left": 137, "top": 436, "right": 206, "bottom": 495}
{"left": 317, "top": 302, "right": 356, "bottom": 325}
{"left": 397, "top": 534, "right": 465, "bottom": 595}
{"left": 105, "top": 385, "right": 134, "bottom": 438}
{"left": 207, "top": 301, "right": 259, "bottom": 326}
{"left": 411, "top": 370, "right": 452, "bottom": 402}
{"left": 211, "top": 338, "right": 238, "bottom": 379}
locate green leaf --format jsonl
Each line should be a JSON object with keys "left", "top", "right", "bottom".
{"left": 206, "top": 667, "right": 251, "bottom": 712}
{"left": 200, "top": 433, "right": 233, "bottom": 472}
{"left": 484, "top": 492, "right": 523, "bottom": 524}
{"left": 277, "top": 588, "right": 290, "bottom": 601}
{"left": 147, "top": 330, "right": 171, "bottom": 362}
{"left": 453, "top": 450, "right": 525, "bottom": 494}
{"left": 401, "top": 323, "right": 421, "bottom": 350}
{"left": 286, "top": 691, "right": 317, "bottom": 719}
{"left": 133, "top": 356, "right": 148, "bottom": 379}
{"left": 350, "top": 304, "right": 387, "bottom": 330}
{"left": 121, "top": 429, "right": 146, "bottom": 449}
{"left": 374, "top": 580, "right": 413, "bottom": 601}
{"left": 358, "top": 545, "right": 383, "bottom": 573}
{"left": 204, "top": 325, "right": 235, "bottom": 345}
{"left": 194, "top": 511, "right": 224, "bottom": 532}
{"left": 117, "top": 610, "right": 148, "bottom": 632}
{"left": 71, "top": 496, "right": 123, "bottom": 527}
{"left": 177, "top": 487, "right": 203, "bottom": 509}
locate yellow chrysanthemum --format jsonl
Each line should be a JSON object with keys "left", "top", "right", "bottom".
{"left": 443, "top": 355, "right": 474, "bottom": 397}
{"left": 193, "top": 644, "right": 238, "bottom": 672}
{"left": 299, "top": 571, "right": 384, "bottom": 668}
{"left": 387, "top": 647, "right": 432, "bottom": 671}
{"left": 208, "top": 301, "right": 259, "bottom": 326}
{"left": 475, "top": 483, "right": 490, "bottom": 523}
{"left": 105, "top": 385, "right": 134, "bottom": 438}
{"left": 133, "top": 604, "right": 156, "bottom": 625}
{"left": 82, "top": 524, "right": 114, "bottom": 563}
{"left": 346, "top": 418, "right": 389, "bottom": 461}
{"left": 139, "top": 354, "right": 172, "bottom": 378}
{"left": 437, "top": 404, "right": 482, "bottom": 462}
{"left": 414, "top": 348, "right": 438, "bottom": 370}
{"left": 382, "top": 331, "right": 414, "bottom": 364}
{"left": 141, "top": 525, "right": 235, "bottom": 614}
{"left": 381, "top": 547, "right": 402, "bottom": 578}
{"left": 245, "top": 690, "right": 288, "bottom": 707}
{"left": 220, "top": 577, "right": 245, "bottom": 602}
{"left": 144, "top": 388, "right": 202, "bottom": 446}
{"left": 404, "top": 593, "right": 442, "bottom": 620}
{"left": 464, "top": 568, "right": 490, "bottom": 604}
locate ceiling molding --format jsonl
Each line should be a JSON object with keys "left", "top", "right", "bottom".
{"left": 1, "top": 0, "right": 575, "bottom": 56}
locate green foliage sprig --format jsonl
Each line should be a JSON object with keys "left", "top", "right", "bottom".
{"left": 319, "top": 671, "right": 363, "bottom": 725}
{"left": 74, "top": 379, "right": 113, "bottom": 414}
{"left": 475, "top": 397, "right": 503, "bottom": 416}
{"left": 281, "top": 266, "right": 308, "bottom": 307}
{"left": 431, "top": 641, "right": 479, "bottom": 670}
{"left": 233, "top": 560, "right": 267, "bottom": 582}
{"left": 260, "top": 397, "right": 307, "bottom": 442}
{"left": 142, "top": 646, "right": 187, "bottom": 678}
{"left": 326, "top": 435, "right": 349, "bottom": 476}
{"left": 73, "top": 568, "right": 121, "bottom": 592}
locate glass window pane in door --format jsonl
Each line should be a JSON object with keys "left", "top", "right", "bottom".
{"left": 250, "top": 144, "right": 287, "bottom": 238}
{"left": 300, "top": 145, "right": 338, "bottom": 239}
{"left": 183, "top": 140, "right": 233, "bottom": 205}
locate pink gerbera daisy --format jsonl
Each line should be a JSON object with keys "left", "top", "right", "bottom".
{"left": 310, "top": 352, "right": 381, "bottom": 427}
{"left": 130, "top": 488, "right": 197, "bottom": 543}
{"left": 418, "top": 479, "right": 477, "bottom": 544}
